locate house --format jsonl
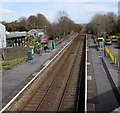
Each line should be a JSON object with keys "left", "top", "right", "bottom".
{"left": 28, "top": 29, "right": 45, "bottom": 38}
{"left": 0, "top": 23, "right": 6, "bottom": 48}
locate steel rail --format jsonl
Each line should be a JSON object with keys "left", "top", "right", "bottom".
{"left": 0, "top": 34, "right": 77, "bottom": 113}
{"left": 57, "top": 36, "right": 84, "bottom": 112}
{"left": 35, "top": 36, "right": 80, "bottom": 112}
{"left": 22, "top": 35, "right": 76, "bottom": 111}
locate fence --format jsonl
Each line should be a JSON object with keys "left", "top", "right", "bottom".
{"left": 105, "top": 47, "right": 120, "bottom": 68}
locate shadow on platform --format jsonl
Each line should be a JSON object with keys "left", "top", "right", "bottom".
{"left": 88, "top": 86, "right": 120, "bottom": 112}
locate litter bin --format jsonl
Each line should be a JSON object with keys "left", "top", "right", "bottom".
{"left": 27, "top": 51, "right": 33, "bottom": 60}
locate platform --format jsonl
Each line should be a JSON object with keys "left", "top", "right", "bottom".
{"left": 87, "top": 34, "right": 119, "bottom": 112}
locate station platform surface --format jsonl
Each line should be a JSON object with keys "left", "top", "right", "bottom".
{"left": 87, "top": 34, "right": 120, "bottom": 112}
{"left": 1, "top": 34, "right": 77, "bottom": 102}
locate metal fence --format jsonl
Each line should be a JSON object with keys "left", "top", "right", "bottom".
{"left": 105, "top": 47, "right": 120, "bottom": 68}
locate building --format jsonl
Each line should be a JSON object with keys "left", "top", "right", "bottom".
{"left": 6, "top": 31, "right": 27, "bottom": 47}
{"left": 0, "top": 23, "right": 6, "bottom": 48}
{"left": 28, "top": 29, "right": 45, "bottom": 38}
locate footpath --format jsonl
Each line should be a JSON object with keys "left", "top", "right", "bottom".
{"left": 1, "top": 34, "right": 77, "bottom": 105}
{"left": 87, "top": 34, "right": 120, "bottom": 112}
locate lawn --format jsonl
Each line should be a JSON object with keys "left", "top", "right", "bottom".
{"left": 2, "top": 59, "right": 25, "bottom": 70}
{"left": 3, "top": 56, "right": 26, "bottom": 61}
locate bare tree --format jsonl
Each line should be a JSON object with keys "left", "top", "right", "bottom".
{"left": 88, "top": 12, "right": 117, "bottom": 36}
{"left": 55, "top": 11, "right": 75, "bottom": 36}
{"left": 18, "top": 16, "right": 27, "bottom": 24}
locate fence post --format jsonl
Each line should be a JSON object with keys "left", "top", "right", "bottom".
{"left": 114, "top": 58, "right": 117, "bottom": 64}
{"left": 105, "top": 47, "right": 119, "bottom": 67}
{"left": 118, "top": 62, "right": 120, "bottom": 68}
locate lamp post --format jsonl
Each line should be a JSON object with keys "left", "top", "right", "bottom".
{"left": 45, "top": 25, "right": 47, "bottom": 33}
{"left": 118, "top": 1, "right": 120, "bottom": 20}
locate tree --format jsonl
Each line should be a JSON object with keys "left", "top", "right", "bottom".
{"left": 55, "top": 11, "right": 75, "bottom": 36}
{"left": 27, "top": 15, "right": 37, "bottom": 25}
{"left": 88, "top": 12, "right": 117, "bottom": 36}
{"left": 73, "top": 24, "right": 82, "bottom": 33}
{"left": 26, "top": 15, "right": 38, "bottom": 30}
{"left": 47, "top": 11, "right": 80, "bottom": 39}
{"left": 18, "top": 16, "right": 27, "bottom": 24}
{"left": 18, "top": 24, "right": 27, "bottom": 31}
{"left": 36, "top": 13, "right": 50, "bottom": 28}
{"left": 3, "top": 11, "right": 79, "bottom": 39}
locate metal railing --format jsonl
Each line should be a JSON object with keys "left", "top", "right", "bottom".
{"left": 105, "top": 47, "right": 120, "bottom": 68}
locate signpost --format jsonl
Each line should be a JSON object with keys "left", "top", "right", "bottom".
{"left": 97, "top": 37, "right": 105, "bottom": 63}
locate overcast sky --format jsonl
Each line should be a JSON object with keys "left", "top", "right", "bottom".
{"left": 0, "top": 0, "right": 119, "bottom": 24}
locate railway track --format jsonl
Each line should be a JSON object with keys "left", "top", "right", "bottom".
{"left": 6, "top": 34, "right": 86, "bottom": 112}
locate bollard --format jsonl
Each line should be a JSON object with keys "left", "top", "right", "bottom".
{"left": 99, "top": 55, "right": 103, "bottom": 64}
{"left": 105, "top": 47, "right": 119, "bottom": 67}
{"left": 32, "top": 55, "right": 34, "bottom": 64}
{"left": 104, "top": 49, "right": 106, "bottom": 57}
{"left": 118, "top": 62, "right": 120, "bottom": 68}
{"left": 114, "top": 58, "right": 117, "bottom": 65}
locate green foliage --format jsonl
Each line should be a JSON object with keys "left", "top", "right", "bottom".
{"left": 2, "top": 59, "right": 25, "bottom": 69}
{"left": 88, "top": 12, "right": 118, "bottom": 35}
{"left": 3, "top": 56, "right": 25, "bottom": 61}
{"left": 2, "top": 11, "right": 80, "bottom": 39}
{"left": 18, "top": 24, "right": 27, "bottom": 31}
{"left": 34, "top": 43, "right": 43, "bottom": 48}
{"left": 47, "top": 11, "right": 80, "bottom": 39}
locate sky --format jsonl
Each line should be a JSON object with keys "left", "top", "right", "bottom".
{"left": 0, "top": 0, "right": 119, "bottom": 24}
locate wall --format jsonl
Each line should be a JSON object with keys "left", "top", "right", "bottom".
{"left": 0, "top": 23, "right": 6, "bottom": 48}
{"left": 0, "top": 47, "right": 31, "bottom": 59}
{"left": 4, "top": 47, "right": 31, "bottom": 58}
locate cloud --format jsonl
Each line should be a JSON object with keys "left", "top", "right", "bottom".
{"left": 80, "top": 3, "right": 117, "bottom": 13}
{"left": 51, "top": 2, "right": 117, "bottom": 23}
{"left": 0, "top": 9, "right": 13, "bottom": 14}
{"left": 75, "top": 3, "right": 117, "bottom": 22}
{"left": 1, "top": 2, "right": 117, "bottom": 23}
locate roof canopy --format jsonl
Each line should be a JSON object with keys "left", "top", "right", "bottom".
{"left": 6, "top": 31, "right": 27, "bottom": 39}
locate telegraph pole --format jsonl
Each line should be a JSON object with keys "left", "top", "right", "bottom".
{"left": 118, "top": 1, "right": 120, "bottom": 93}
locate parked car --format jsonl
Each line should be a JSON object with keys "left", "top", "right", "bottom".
{"left": 105, "top": 39, "right": 112, "bottom": 45}
{"left": 112, "top": 38, "right": 118, "bottom": 42}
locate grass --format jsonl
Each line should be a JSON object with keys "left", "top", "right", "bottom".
{"left": 3, "top": 56, "right": 26, "bottom": 61}
{"left": 0, "top": 56, "right": 26, "bottom": 69}
{"left": 0, "top": 63, "right": 2, "bottom": 68}
{"left": 2, "top": 59, "right": 25, "bottom": 70}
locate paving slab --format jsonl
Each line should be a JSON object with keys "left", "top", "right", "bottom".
{"left": 87, "top": 34, "right": 119, "bottom": 112}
